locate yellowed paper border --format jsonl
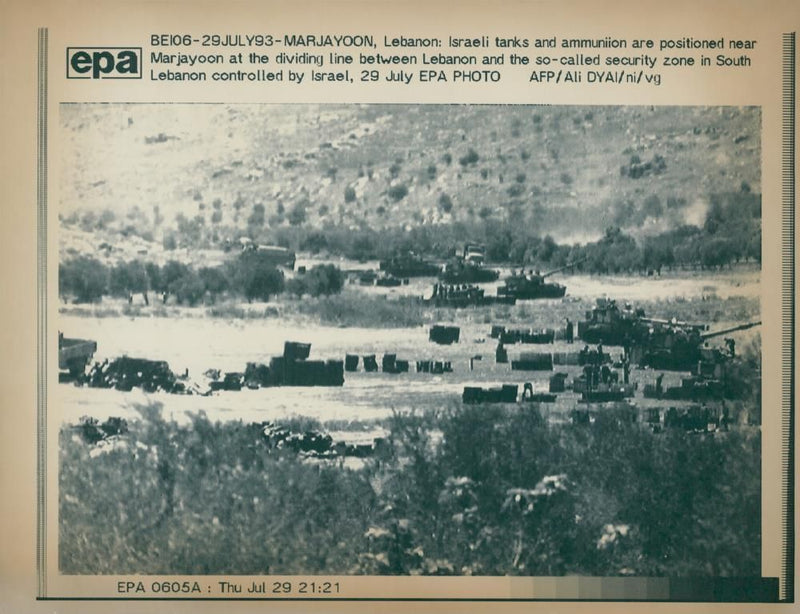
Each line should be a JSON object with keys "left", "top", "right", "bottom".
{"left": 1, "top": 0, "right": 798, "bottom": 611}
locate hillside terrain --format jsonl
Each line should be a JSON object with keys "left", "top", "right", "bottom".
{"left": 59, "top": 104, "right": 760, "bottom": 264}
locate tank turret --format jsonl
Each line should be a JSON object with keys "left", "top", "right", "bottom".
{"left": 379, "top": 252, "right": 440, "bottom": 277}
{"left": 577, "top": 298, "right": 648, "bottom": 345}
{"left": 634, "top": 320, "right": 761, "bottom": 371}
{"left": 439, "top": 244, "right": 500, "bottom": 283}
{"left": 497, "top": 258, "right": 586, "bottom": 300}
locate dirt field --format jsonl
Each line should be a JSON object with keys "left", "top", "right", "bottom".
{"left": 58, "top": 269, "right": 760, "bottom": 442}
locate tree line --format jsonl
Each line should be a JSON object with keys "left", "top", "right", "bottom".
{"left": 59, "top": 251, "right": 343, "bottom": 305}
{"left": 60, "top": 189, "right": 759, "bottom": 303}
{"left": 262, "top": 189, "right": 760, "bottom": 273}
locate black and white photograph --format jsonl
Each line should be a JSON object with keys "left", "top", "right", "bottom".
{"left": 56, "top": 103, "right": 763, "bottom": 579}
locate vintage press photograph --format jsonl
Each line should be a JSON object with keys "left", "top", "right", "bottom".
{"left": 57, "top": 104, "right": 762, "bottom": 577}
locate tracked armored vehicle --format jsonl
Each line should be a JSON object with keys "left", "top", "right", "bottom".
{"left": 439, "top": 260, "right": 500, "bottom": 283}
{"left": 426, "top": 283, "right": 516, "bottom": 307}
{"left": 379, "top": 252, "right": 439, "bottom": 278}
{"left": 632, "top": 321, "right": 761, "bottom": 371}
{"left": 439, "top": 243, "right": 500, "bottom": 283}
{"left": 577, "top": 298, "right": 650, "bottom": 345}
{"left": 497, "top": 259, "right": 585, "bottom": 300}
{"left": 579, "top": 299, "right": 760, "bottom": 371}
{"left": 374, "top": 273, "right": 404, "bottom": 287}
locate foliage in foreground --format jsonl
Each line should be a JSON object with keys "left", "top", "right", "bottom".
{"left": 60, "top": 404, "right": 760, "bottom": 576}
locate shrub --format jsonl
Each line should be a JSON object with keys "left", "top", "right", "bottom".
{"left": 286, "top": 264, "right": 344, "bottom": 297}
{"left": 388, "top": 184, "right": 408, "bottom": 201}
{"left": 438, "top": 194, "right": 453, "bottom": 213}
{"left": 59, "top": 256, "right": 108, "bottom": 303}
{"left": 458, "top": 148, "right": 479, "bottom": 166}
{"left": 59, "top": 406, "right": 377, "bottom": 574}
{"left": 60, "top": 401, "right": 760, "bottom": 576}
{"left": 168, "top": 270, "right": 205, "bottom": 306}
{"left": 300, "top": 231, "right": 329, "bottom": 254}
{"left": 507, "top": 184, "right": 525, "bottom": 198}
{"left": 230, "top": 251, "right": 285, "bottom": 301}
{"left": 247, "top": 203, "right": 265, "bottom": 229}
{"left": 144, "top": 262, "right": 163, "bottom": 293}
{"left": 198, "top": 266, "right": 229, "bottom": 295}
{"left": 161, "top": 260, "right": 192, "bottom": 288}
{"left": 109, "top": 260, "right": 149, "bottom": 297}
{"left": 288, "top": 201, "right": 307, "bottom": 226}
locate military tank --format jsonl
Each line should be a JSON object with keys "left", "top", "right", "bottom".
{"left": 374, "top": 273, "right": 404, "bottom": 287}
{"left": 632, "top": 320, "right": 761, "bottom": 371}
{"left": 379, "top": 252, "right": 439, "bottom": 277}
{"left": 578, "top": 299, "right": 760, "bottom": 371}
{"left": 497, "top": 258, "right": 585, "bottom": 300}
{"left": 425, "top": 283, "right": 516, "bottom": 307}
{"left": 439, "top": 244, "right": 500, "bottom": 283}
{"left": 439, "top": 260, "right": 500, "bottom": 283}
{"left": 577, "top": 298, "right": 652, "bottom": 346}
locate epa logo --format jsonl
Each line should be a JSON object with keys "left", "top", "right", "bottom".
{"left": 66, "top": 47, "right": 142, "bottom": 79}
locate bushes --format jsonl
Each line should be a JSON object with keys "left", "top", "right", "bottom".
{"left": 224, "top": 190, "right": 759, "bottom": 270}
{"left": 438, "top": 194, "right": 453, "bottom": 213}
{"left": 247, "top": 203, "right": 265, "bottom": 231}
{"left": 59, "top": 184, "right": 761, "bottom": 306}
{"left": 109, "top": 260, "right": 149, "bottom": 297}
{"left": 458, "top": 148, "right": 479, "bottom": 166}
{"left": 387, "top": 184, "right": 408, "bottom": 201}
{"left": 288, "top": 200, "right": 308, "bottom": 226}
{"left": 59, "top": 256, "right": 108, "bottom": 303}
{"left": 60, "top": 407, "right": 378, "bottom": 574}
{"left": 506, "top": 184, "right": 525, "bottom": 198}
{"left": 60, "top": 403, "right": 761, "bottom": 576}
{"left": 168, "top": 270, "right": 206, "bottom": 306}
{"left": 59, "top": 257, "right": 347, "bottom": 305}
{"left": 286, "top": 264, "right": 344, "bottom": 297}
{"left": 381, "top": 405, "right": 761, "bottom": 576}
{"left": 231, "top": 250, "right": 285, "bottom": 302}
{"left": 198, "top": 266, "right": 229, "bottom": 295}
{"left": 60, "top": 255, "right": 289, "bottom": 305}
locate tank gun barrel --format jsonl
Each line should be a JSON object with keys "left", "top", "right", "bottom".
{"left": 542, "top": 257, "right": 588, "bottom": 278}
{"left": 700, "top": 321, "right": 761, "bottom": 340}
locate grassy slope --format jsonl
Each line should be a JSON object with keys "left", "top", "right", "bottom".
{"left": 59, "top": 104, "right": 760, "bottom": 261}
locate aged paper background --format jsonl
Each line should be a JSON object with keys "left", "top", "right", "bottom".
{"left": 1, "top": 0, "right": 799, "bottom": 611}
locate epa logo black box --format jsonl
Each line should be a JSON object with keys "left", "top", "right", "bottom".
{"left": 66, "top": 47, "right": 142, "bottom": 79}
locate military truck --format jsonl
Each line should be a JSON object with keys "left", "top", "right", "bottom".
{"left": 58, "top": 333, "right": 97, "bottom": 377}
